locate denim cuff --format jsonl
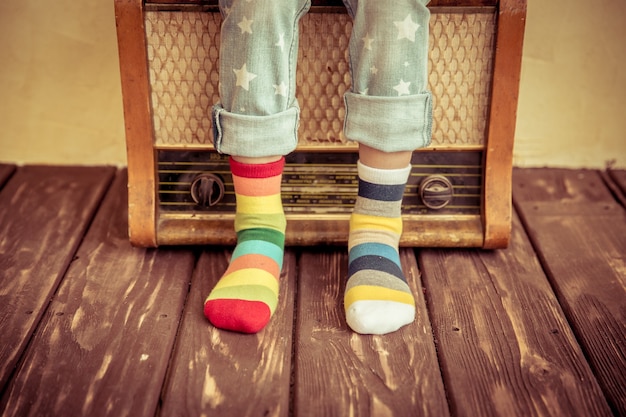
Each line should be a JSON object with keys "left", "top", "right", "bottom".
{"left": 212, "top": 104, "right": 300, "bottom": 157}
{"left": 343, "top": 91, "right": 433, "bottom": 152}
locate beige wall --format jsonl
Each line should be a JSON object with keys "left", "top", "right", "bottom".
{"left": 0, "top": 0, "right": 126, "bottom": 166}
{"left": 514, "top": 0, "right": 626, "bottom": 168}
{"left": 0, "top": 0, "right": 625, "bottom": 168}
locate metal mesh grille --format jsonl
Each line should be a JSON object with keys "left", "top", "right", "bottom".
{"left": 145, "top": 10, "right": 495, "bottom": 148}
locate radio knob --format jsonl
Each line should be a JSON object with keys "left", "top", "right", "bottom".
{"left": 419, "top": 175, "right": 453, "bottom": 210}
{"left": 190, "top": 173, "right": 225, "bottom": 207}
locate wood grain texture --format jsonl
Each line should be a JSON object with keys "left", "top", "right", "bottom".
{"left": 419, "top": 212, "right": 614, "bottom": 417}
{"left": 0, "top": 164, "right": 15, "bottom": 189}
{"left": 295, "top": 249, "right": 449, "bottom": 417}
{"left": 0, "top": 166, "right": 115, "bottom": 392}
{"left": 0, "top": 165, "right": 623, "bottom": 416}
{"left": 608, "top": 169, "right": 626, "bottom": 193}
{"left": 159, "top": 249, "right": 297, "bottom": 417}
{"left": 482, "top": 0, "right": 527, "bottom": 249}
{"left": 0, "top": 170, "right": 196, "bottom": 417}
{"left": 607, "top": 169, "right": 626, "bottom": 207}
{"left": 513, "top": 168, "right": 626, "bottom": 416}
{"left": 158, "top": 215, "right": 485, "bottom": 247}
{"left": 115, "top": 0, "right": 158, "bottom": 246}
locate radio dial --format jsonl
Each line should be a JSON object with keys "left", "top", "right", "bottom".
{"left": 419, "top": 175, "right": 453, "bottom": 210}
{"left": 190, "top": 173, "right": 225, "bottom": 207}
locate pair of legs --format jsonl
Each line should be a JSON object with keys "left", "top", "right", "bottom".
{"left": 205, "top": 0, "right": 433, "bottom": 334}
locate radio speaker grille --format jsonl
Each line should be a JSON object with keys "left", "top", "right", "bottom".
{"left": 144, "top": 9, "right": 496, "bottom": 148}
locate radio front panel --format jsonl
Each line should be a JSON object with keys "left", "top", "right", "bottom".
{"left": 158, "top": 150, "right": 483, "bottom": 216}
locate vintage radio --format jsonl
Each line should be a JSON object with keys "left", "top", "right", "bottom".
{"left": 114, "top": 0, "right": 526, "bottom": 248}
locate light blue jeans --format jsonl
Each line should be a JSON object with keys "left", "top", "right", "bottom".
{"left": 213, "top": 0, "right": 432, "bottom": 157}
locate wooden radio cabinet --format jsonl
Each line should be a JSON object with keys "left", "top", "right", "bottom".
{"left": 114, "top": 0, "right": 526, "bottom": 248}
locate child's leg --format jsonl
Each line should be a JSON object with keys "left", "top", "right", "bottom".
{"left": 204, "top": 157, "right": 286, "bottom": 333}
{"left": 205, "top": 0, "right": 310, "bottom": 333}
{"left": 212, "top": 0, "right": 310, "bottom": 158}
{"left": 341, "top": 0, "right": 432, "bottom": 334}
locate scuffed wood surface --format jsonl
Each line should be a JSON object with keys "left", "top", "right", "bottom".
{"left": 0, "top": 166, "right": 624, "bottom": 417}
{"left": 609, "top": 169, "right": 626, "bottom": 192}
{"left": 295, "top": 249, "right": 450, "bottom": 417}
{"left": 513, "top": 168, "right": 626, "bottom": 416}
{"left": 607, "top": 169, "right": 626, "bottom": 207}
{"left": 0, "top": 170, "right": 196, "bottom": 417}
{"left": 0, "top": 166, "right": 115, "bottom": 391}
{"left": 0, "top": 164, "right": 15, "bottom": 189}
{"left": 419, "top": 213, "right": 613, "bottom": 417}
{"left": 159, "top": 249, "right": 297, "bottom": 417}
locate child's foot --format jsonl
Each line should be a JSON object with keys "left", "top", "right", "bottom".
{"left": 344, "top": 161, "right": 416, "bottom": 334}
{"left": 204, "top": 157, "right": 286, "bottom": 333}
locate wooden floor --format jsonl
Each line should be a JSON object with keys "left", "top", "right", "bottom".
{"left": 0, "top": 164, "right": 624, "bottom": 417}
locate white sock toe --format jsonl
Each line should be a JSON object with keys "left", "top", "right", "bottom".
{"left": 346, "top": 300, "right": 415, "bottom": 335}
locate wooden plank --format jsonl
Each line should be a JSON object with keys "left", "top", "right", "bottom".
{"left": 295, "top": 249, "right": 450, "bottom": 417}
{"left": 419, "top": 213, "right": 614, "bottom": 417}
{"left": 0, "top": 164, "right": 16, "bottom": 189}
{"left": 159, "top": 249, "right": 297, "bottom": 417}
{"left": 0, "top": 170, "right": 196, "bottom": 417}
{"left": 0, "top": 166, "right": 115, "bottom": 392}
{"left": 513, "top": 168, "right": 626, "bottom": 416}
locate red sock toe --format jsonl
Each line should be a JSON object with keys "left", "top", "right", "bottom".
{"left": 204, "top": 299, "right": 272, "bottom": 334}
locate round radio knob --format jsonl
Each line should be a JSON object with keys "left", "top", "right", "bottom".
{"left": 190, "top": 173, "right": 225, "bottom": 207}
{"left": 419, "top": 175, "right": 453, "bottom": 210}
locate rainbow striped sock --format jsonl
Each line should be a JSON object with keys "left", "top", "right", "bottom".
{"left": 204, "top": 157, "right": 286, "bottom": 333}
{"left": 344, "top": 161, "right": 416, "bottom": 334}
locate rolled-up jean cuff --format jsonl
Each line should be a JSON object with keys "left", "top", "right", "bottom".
{"left": 212, "top": 105, "right": 300, "bottom": 157}
{"left": 343, "top": 91, "right": 433, "bottom": 152}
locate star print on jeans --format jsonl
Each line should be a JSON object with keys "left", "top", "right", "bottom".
{"left": 394, "top": 14, "right": 420, "bottom": 42}
{"left": 238, "top": 16, "right": 254, "bottom": 34}
{"left": 393, "top": 79, "right": 411, "bottom": 96}
{"left": 273, "top": 81, "right": 288, "bottom": 97}
{"left": 276, "top": 33, "right": 285, "bottom": 51}
{"left": 362, "top": 33, "right": 374, "bottom": 51}
{"left": 233, "top": 63, "right": 257, "bottom": 91}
